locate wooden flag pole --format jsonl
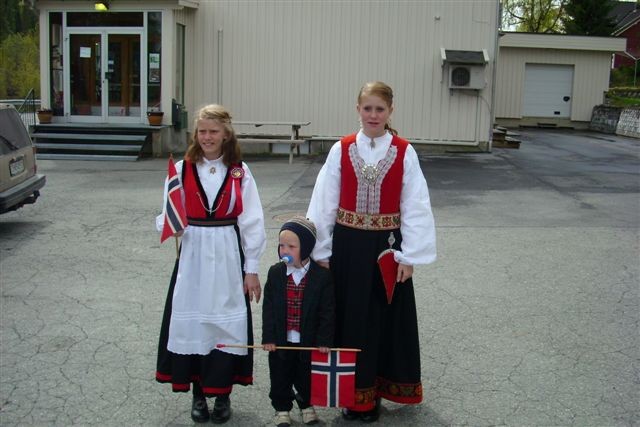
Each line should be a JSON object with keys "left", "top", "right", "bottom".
{"left": 217, "top": 344, "right": 361, "bottom": 352}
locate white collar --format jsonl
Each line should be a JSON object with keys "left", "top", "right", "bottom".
{"left": 356, "top": 129, "right": 392, "bottom": 147}
{"left": 202, "top": 155, "right": 223, "bottom": 166}
{"left": 286, "top": 259, "right": 310, "bottom": 285}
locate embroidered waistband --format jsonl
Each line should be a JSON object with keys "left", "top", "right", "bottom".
{"left": 187, "top": 217, "right": 238, "bottom": 227}
{"left": 336, "top": 208, "right": 400, "bottom": 231}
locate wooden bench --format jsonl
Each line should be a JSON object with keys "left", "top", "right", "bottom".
{"left": 234, "top": 121, "right": 310, "bottom": 164}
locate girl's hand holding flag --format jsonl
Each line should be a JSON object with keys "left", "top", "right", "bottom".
{"left": 160, "top": 157, "right": 188, "bottom": 243}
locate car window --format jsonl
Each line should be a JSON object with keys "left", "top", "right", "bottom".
{"left": 0, "top": 109, "right": 31, "bottom": 155}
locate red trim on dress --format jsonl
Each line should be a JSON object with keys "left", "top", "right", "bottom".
{"left": 202, "top": 385, "right": 233, "bottom": 394}
{"left": 345, "top": 377, "right": 423, "bottom": 410}
{"left": 155, "top": 372, "right": 172, "bottom": 382}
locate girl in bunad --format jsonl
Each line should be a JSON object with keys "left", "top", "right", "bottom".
{"left": 155, "top": 104, "right": 266, "bottom": 424}
{"left": 306, "top": 82, "right": 436, "bottom": 423}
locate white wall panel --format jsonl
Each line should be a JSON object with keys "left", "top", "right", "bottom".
{"left": 186, "top": 0, "right": 498, "bottom": 144}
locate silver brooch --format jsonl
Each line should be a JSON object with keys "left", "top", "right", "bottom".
{"left": 361, "top": 164, "right": 379, "bottom": 183}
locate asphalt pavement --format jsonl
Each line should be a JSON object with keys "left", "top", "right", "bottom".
{"left": 0, "top": 129, "right": 638, "bottom": 426}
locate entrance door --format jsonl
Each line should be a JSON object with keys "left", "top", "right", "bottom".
{"left": 66, "top": 31, "right": 143, "bottom": 123}
{"left": 68, "top": 33, "right": 101, "bottom": 120}
{"left": 106, "top": 34, "right": 141, "bottom": 121}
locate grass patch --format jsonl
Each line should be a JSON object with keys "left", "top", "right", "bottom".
{"left": 606, "top": 96, "right": 640, "bottom": 108}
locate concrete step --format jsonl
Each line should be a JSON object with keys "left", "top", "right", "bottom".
{"left": 31, "top": 132, "right": 147, "bottom": 142}
{"left": 35, "top": 142, "right": 142, "bottom": 152}
{"left": 36, "top": 153, "right": 138, "bottom": 161}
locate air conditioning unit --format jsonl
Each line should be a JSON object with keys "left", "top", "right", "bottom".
{"left": 448, "top": 64, "right": 486, "bottom": 90}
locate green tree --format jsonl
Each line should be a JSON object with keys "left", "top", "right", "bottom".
{"left": 501, "top": 0, "right": 567, "bottom": 33}
{"left": 0, "top": 0, "right": 38, "bottom": 42}
{"left": 0, "top": 30, "right": 40, "bottom": 98}
{"left": 562, "top": 0, "right": 617, "bottom": 36}
{"left": 0, "top": 0, "right": 39, "bottom": 98}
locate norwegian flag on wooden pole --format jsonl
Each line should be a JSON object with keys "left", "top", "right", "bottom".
{"left": 310, "top": 349, "right": 357, "bottom": 407}
{"left": 160, "top": 157, "right": 187, "bottom": 243}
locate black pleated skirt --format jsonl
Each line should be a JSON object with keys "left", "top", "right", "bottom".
{"left": 331, "top": 224, "right": 422, "bottom": 410}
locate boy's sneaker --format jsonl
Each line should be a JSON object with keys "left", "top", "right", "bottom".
{"left": 300, "top": 406, "right": 319, "bottom": 425}
{"left": 274, "top": 411, "right": 291, "bottom": 427}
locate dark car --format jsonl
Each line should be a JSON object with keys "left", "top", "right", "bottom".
{"left": 0, "top": 104, "right": 46, "bottom": 213}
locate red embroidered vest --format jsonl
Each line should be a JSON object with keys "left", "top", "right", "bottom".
{"left": 182, "top": 160, "right": 244, "bottom": 219}
{"left": 286, "top": 275, "right": 306, "bottom": 333}
{"left": 339, "top": 133, "right": 408, "bottom": 214}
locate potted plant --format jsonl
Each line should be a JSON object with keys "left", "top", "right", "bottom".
{"left": 37, "top": 108, "right": 53, "bottom": 124}
{"left": 147, "top": 107, "right": 164, "bottom": 126}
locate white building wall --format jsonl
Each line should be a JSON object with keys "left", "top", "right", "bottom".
{"left": 188, "top": 0, "right": 499, "bottom": 144}
{"left": 495, "top": 47, "right": 613, "bottom": 122}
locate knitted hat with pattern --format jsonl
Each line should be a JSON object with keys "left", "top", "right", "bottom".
{"left": 279, "top": 216, "right": 317, "bottom": 261}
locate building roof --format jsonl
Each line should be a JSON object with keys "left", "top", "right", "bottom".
{"left": 499, "top": 32, "right": 627, "bottom": 52}
{"left": 610, "top": 1, "right": 640, "bottom": 35}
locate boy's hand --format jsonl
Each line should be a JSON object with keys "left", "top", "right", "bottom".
{"left": 318, "top": 346, "right": 330, "bottom": 353}
{"left": 263, "top": 343, "right": 276, "bottom": 352}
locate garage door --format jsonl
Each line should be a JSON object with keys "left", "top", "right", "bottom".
{"left": 523, "top": 64, "right": 574, "bottom": 118}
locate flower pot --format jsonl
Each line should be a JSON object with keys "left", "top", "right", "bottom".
{"left": 37, "top": 110, "right": 53, "bottom": 124}
{"left": 147, "top": 111, "right": 164, "bottom": 126}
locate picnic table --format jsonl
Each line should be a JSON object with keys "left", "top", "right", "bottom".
{"left": 234, "top": 121, "right": 311, "bottom": 164}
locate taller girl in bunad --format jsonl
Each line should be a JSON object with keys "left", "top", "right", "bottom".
{"left": 155, "top": 104, "right": 266, "bottom": 424}
{"left": 307, "top": 82, "right": 436, "bottom": 423}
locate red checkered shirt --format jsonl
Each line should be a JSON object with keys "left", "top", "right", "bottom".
{"left": 286, "top": 274, "right": 306, "bottom": 333}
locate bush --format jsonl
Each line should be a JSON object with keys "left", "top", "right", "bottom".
{"left": 605, "top": 87, "right": 640, "bottom": 108}
{"left": 0, "top": 30, "right": 40, "bottom": 99}
{"left": 610, "top": 65, "right": 639, "bottom": 88}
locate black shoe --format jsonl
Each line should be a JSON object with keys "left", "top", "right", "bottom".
{"left": 360, "top": 399, "right": 381, "bottom": 423}
{"left": 211, "top": 397, "right": 231, "bottom": 424}
{"left": 360, "top": 408, "right": 380, "bottom": 423}
{"left": 191, "top": 396, "right": 210, "bottom": 423}
{"left": 341, "top": 408, "right": 360, "bottom": 421}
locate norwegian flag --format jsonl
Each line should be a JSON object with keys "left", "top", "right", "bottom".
{"left": 310, "top": 349, "right": 356, "bottom": 407}
{"left": 160, "top": 158, "right": 187, "bottom": 243}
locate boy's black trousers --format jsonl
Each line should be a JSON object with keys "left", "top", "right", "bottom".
{"left": 268, "top": 344, "right": 312, "bottom": 412}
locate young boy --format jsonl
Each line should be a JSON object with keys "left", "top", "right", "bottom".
{"left": 262, "top": 217, "right": 335, "bottom": 427}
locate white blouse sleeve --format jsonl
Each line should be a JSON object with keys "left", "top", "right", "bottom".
{"left": 155, "top": 160, "right": 185, "bottom": 232}
{"left": 395, "top": 145, "right": 437, "bottom": 265}
{"left": 306, "top": 141, "right": 342, "bottom": 262}
{"left": 237, "top": 162, "right": 267, "bottom": 274}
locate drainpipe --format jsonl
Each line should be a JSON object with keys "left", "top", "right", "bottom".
{"left": 489, "top": 0, "right": 502, "bottom": 151}
{"left": 217, "top": 29, "right": 224, "bottom": 103}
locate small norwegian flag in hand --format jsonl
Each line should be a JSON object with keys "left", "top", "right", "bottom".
{"left": 160, "top": 157, "right": 187, "bottom": 243}
{"left": 310, "top": 349, "right": 356, "bottom": 408}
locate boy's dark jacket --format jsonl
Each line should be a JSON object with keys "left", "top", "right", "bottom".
{"left": 262, "top": 259, "right": 335, "bottom": 348}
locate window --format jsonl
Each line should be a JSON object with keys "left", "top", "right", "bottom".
{"left": 49, "top": 12, "right": 63, "bottom": 115}
{"left": 147, "top": 12, "right": 162, "bottom": 109}
{"left": 175, "top": 24, "right": 185, "bottom": 104}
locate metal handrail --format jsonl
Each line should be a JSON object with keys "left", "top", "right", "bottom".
{"left": 14, "top": 89, "right": 37, "bottom": 129}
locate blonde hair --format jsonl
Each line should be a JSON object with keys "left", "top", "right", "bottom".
{"left": 357, "top": 81, "right": 398, "bottom": 136}
{"left": 185, "top": 104, "right": 242, "bottom": 165}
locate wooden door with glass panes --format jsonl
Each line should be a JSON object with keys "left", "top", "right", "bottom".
{"left": 69, "top": 34, "right": 101, "bottom": 118}
{"left": 67, "top": 31, "right": 142, "bottom": 123}
{"left": 107, "top": 34, "right": 141, "bottom": 119}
